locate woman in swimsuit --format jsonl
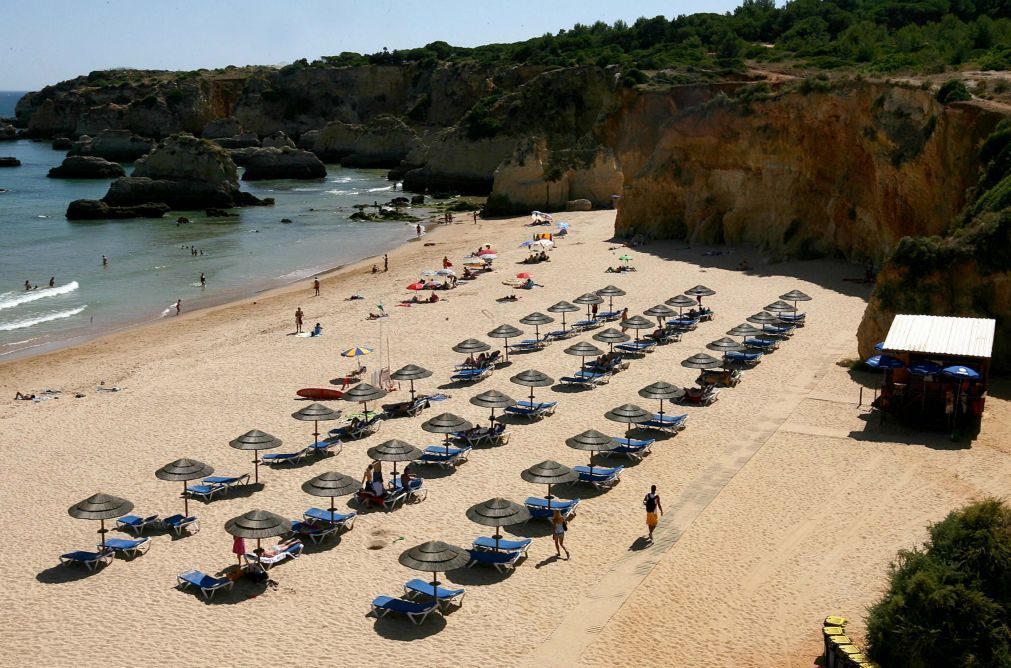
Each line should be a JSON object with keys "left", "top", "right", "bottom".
{"left": 551, "top": 509, "right": 570, "bottom": 559}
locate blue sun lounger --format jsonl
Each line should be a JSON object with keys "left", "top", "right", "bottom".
{"left": 184, "top": 483, "right": 224, "bottom": 501}
{"left": 371, "top": 596, "right": 439, "bottom": 624}
{"left": 450, "top": 366, "right": 492, "bottom": 383}
{"left": 403, "top": 579, "right": 466, "bottom": 610}
{"left": 329, "top": 415, "right": 383, "bottom": 440}
{"left": 417, "top": 445, "right": 471, "bottom": 467}
{"left": 303, "top": 508, "right": 357, "bottom": 531}
{"left": 524, "top": 497, "right": 579, "bottom": 520}
{"left": 509, "top": 339, "right": 547, "bottom": 353}
{"left": 309, "top": 439, "right": 341, "bottom": 456}
{"left": 103, "top": 537, "right": 151, "bottom": 558}
{"left": 467, "top": 549, "right": 523, "bottom": 571}
{"left": 115, "top": 514, "right": 160, "bottom": 535}
{"left": 615, "top": 340, "right": 656, "bottom": 355}
{"left": 574, "top": 465, "right": 624, "bottom": 489}
{"left": 389, "top": 476, "right": 428, "bottom": 503}
{"left": 597, "top": 310, "right": 621, "bottom": 321}
{"left": 604, "top": 437, "right": 655, "bottom": 460}
{"left": 162, "top": 514, "right": 199, "bottom": 536}
{"left": 263, "top": 447, "right": 311, "bottom": 466}
{"left": 725, "top": 350, "right": 763, "bottom": 365}
{"left": 177, "top": 570, "right": 234, "bottom": 599}
{"left": 543, "top": 329, "right": 576, "bottom": 342}
{"left": 60, "top": 549, "right": 114, "bottom": 571}
{"left": 570, "top": 319, "right": 601, "bottom": 332}
{"left": 744, "top": 336, "right": 779, "bottom": 351}
{"left": 505, "top": 400, "right": 558, "bottom": 420}
{"left": 290, "top": 519, "right": 341, "bottom": 543}
{"left": 472, "top": 536, "right": 532, "bottom": 555}
{"left": 203, "top": 474, "right": 249, "bottom": 488}
{"left": 762, "top": 324, "right": 795, "bottom": 337}
{"left": 243, "top": 542, "right": 303, "bottom": 570}
{"left": 640, "top": 413, "right": 689, "bottom": 433}
{"left": 777, "top": 312, "right": 806, "bottom": 325}
{"left": 560, "top": 371, "right": 609, "bottom": 387}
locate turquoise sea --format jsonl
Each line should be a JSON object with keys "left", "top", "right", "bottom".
{"left": 0, "top": 139, "right": 418, "bottom": 360}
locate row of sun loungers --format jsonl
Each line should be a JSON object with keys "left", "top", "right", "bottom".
{"left": 185, "top": 474, "right": 250, "bottom": 501}
{"left": 454, "top": 424, "right": 511, "bottom": 447}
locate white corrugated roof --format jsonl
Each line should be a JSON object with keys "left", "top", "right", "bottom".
{"left": 882, "top": 315, "right": 995, "bottom": 359}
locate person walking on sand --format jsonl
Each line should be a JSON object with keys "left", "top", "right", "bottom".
{"left": 295, "top": 307, "right": 304, "bottom": 334}
{"left": 552, "top": 509, "right": 570, "bottom": 559}
{"left": 383, "top": 254, "right": 388, "bottom": 272}
{"left": 200, "top": 272, "right": 206, "bottom": 288}
{"left": 313, "top": 277, "right": 320, "bottom": 296}
{"left": 473, "top": 211, "right": 478, "bottom": 224}
{"left": 415, "top": 224, "right": 422, "bottom": 238}
{"left": 175, "top": 299, "right": 182, "bottom": 316}
{"left": 643, "top": 484, "right": 663, "bottom": 541}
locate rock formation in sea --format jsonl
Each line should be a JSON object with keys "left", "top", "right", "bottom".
{"left": 262, "top": 130, "right": 295, "bottom": 149}
{"left": 0, "top": 122, "right": 16, "bottom": 140}
{"left": 312, "top": 116, "right": 419, "bottom": 166}
{"left": 0, "top": 157, "right": 21, "bottom": 167}
{"left": 48, "top": 156, "right": 126, "bottom": 179}
{"left": 239, "top": 147, "right": 326, "bottom": 180}
{"left": 69, "top": 129, "right": 155, "bottom": 162}
{"left": 66, "top": 200, "right": 170, "bottom": 219}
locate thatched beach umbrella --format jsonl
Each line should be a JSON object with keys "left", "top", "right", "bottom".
{"left": 573, "top": 292, "right": 604, "bottom": 320}
{"left": 367, "top": 439, "right": 422, "bottom": 476}
{"left": 466, "top": 498, "right": 531, "bottom": 550}
{"left": 470, "top": 389, "right": 517, "bottom": 422}
{"left": 564, "top": 341, "right": 604, "bottom": 371}
{"left": 707, "top": 337, "right": 745, "bottom": 352}
{"left": 510, "top": 369, "right": 554, "bottom": 404}
{"left": 565, "top": 429, "right": 617, "bottom": 474}
{"left": 224, "top": 509, "right": 291, "bottom": 555}
{"left": 453, "top": 338, "right": 492, "bottom": 354}
{"left": 68, "top": 493, "right": 134, "bottom": 549}
{"left": 643, "top": 304, "right": 676, "bottom": 326}
{"left": 488, "top": 324, "right": 524, "bottom": 362}
{"left": 593, "top": 327, "right": 630, "bottom": 353}
{"left": 638, "top": 382, "right": 685, "bottom": 420}
{"left": 229, "top": 430, "right": 281, "bottom": 484}
{"left": 727, "top": 323, "right": 762, "bottom": 339}
{"left": 779, "top": 289, "right": 812, "bottom": 310}
{"left": 682, "top": 353, "right": 722, "bottom": 370}
{"left": 521, "top": 460, "right": 578, "bottom": 505}
{"left": 604, "top": 404, "right": 652, "bottom": 439}
{"left": 398, "top": 541, "right": 471, "bottom": 607}
{"left": 764, "top": 300, "right": 797, "bottom": 313}
{"left": 519, "top": 312, "right": 555, "bottom": 343}
{"left": 302, "top": 471, "right": 359, "bottom": 519}
{"left": 291, "top": 403, "right": 342, "bottom": 447}
{"left": 390, "top": 364, "right": 433, "bottom": 400}
{"left": 341, "top": 382, "right": 387, "bottom": 415}
{"left": 746, "top": 311, "right": 783, "bottom": 326}
{"left": 547, "top": 301, "right": 579, "bottom": 331}
{"left": 620, "top": 315, "right": 654, "bottom": 344}
{"left": 684, "top": 285, "right": 716, "bottom": 306}
{"left": 596, "top": 285, "right": 626, "bottom": 313}
{"left": 156, "top": 458, "right": 214, "bottom": 516}
{"left": 422, "top": 413, "right": 472, "bottom": 454}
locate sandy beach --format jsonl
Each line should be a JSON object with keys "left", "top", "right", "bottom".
{"left": 2, "top": 209, "right": 1007, "bottom": 667}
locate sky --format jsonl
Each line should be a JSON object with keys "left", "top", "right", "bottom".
{"left": 0, "top": 0, "right": 741, "bottom": 91}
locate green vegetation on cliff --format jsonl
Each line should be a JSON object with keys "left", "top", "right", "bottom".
{"left": 866, "top": 498, "right": 1011, "bottom": 667}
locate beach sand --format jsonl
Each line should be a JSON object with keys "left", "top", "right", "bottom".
{"left": 1, "top": 210, "right": 1007, "bottom": 667}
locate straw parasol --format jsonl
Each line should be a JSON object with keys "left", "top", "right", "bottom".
{"left": 156, "top": 458, "right": 214, "bottom": 516}
{"left": 595, "top": 285, "right": 626, "bottom": 313}
{"left": 746, "top": 311, "right": 783, "bottom": 326}
{"left": 564, "top": 341, "right": 604, "bottom": 371}
{"left": 727, "top": 323, "right": 762, "bottom": 338}
{"left": 681, "top": 353, "right": 722, "bottom": 370}
{"left": 224, "top": 510, "right": 291, "bottom": 555}
{"left": 470, "top": 389, "right": 517, "bottom": 422}
{"left": 341, "top": 382, "right": 387, "bottom": 415}
{"left": 547, "top": 301, "right": 580, "bottom": 331}
{"left": 665, "top": 294, "right": 698, "bottom": 309}
{"left": 398, "top": 541, "right": 471, "bottom": 606}
{"left": 341, "top": 345, "right": 373, "bottom": 371}
{"left": 466, "top": 498, "right": 531, "bottom": 550}
{"left": 291, "top": 403, "right": 342, "bottom": 447}
{"left": 519, "top": 312, "right": 555, "bottom": 343}
{"left": 453, "top": 338, "right": 492, "bottom": 355}
{"left": 390, "top": 364, "right": 433, "bottom": 400}
{"left": 488, "top": 324, "right": 524, "bottom": 362}
{"left": 521, "top": 460, "right": 578, "bottom": 505}
{"left": 620, "top": 315, "right": 654, "bottom": 344}
{"left": 510, "top": 369, "right": 554, "bottom": 404}
{"left": 573, "top": 292, "right": 604, "bottom": 320}
{"left": 764, "top": 300, "right": 797, "bottom": 313}
{"left": 684, "top": 285, "right": 716, "bottom": 299}
{"left": 367, "top": 439, "right": 422, "bottom": 475}
{"left": 638, "top": 382, "right": 685, "bottom": 420}
{"left": 643, "top": 304, "right": 676, "bottom": 325}
{"left": 593, "top": 327, "right": 630, "bottom": 352}
{"left": 779, "top": 289, "right": 812, "bottom": 311}
{"left": 229, "top": 430, "right": 281, "bottom": 484}
{"left": 604, "top": 403, "right": 652, "bottom": 439}
{"left": 565, "top": 429, "right": 617, "bottom": 474}
{"left": 708, "top": 337, "right": 745, "bottom": 352}
{"left": 68, "top": 493, "right": 134, "bottom": 549}
{"left": 421, "top": 413, "right": 472, "bottom": 454}
{"left": 301, "top": 471, "right": 359, "bottom": 519}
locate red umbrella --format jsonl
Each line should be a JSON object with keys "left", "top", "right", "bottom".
{"left": 407, "top": 282, "right": 424, "bottom": 290}
{"left": 517, "top": 272, "right": 532, "bottom": 279}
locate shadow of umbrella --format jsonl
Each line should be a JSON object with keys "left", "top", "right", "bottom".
{"left": 156, "top": 458, "right": 213, "bottom": 517}
{"left": 68, "top": 493, "right": 134, "bottom": 550}
{"left": 229, "top": 430, "right": 281, "bottom": 485}
{"left": 291, "top": 403, "right": 342, "bottom": 448}
{"left": 466, "top": 497, "right": 531, "bottom": 551}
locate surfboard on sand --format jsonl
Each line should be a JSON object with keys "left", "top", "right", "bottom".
{"left": 296, "top": 388, "right": 344, "bottom": 400}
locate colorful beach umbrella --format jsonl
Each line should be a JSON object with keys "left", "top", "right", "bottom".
{"left": 341, "top": 345, "right": 373, "bottom": 370}
{"left": 406, "top": 282, "right": 425, "bottom": 291}
{"left": 941, "top": 365, "right": 980, "bottom": 380}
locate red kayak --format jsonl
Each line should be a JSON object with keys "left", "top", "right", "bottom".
{"left": 296, "top": 388, "right": 344, "bottom": 400}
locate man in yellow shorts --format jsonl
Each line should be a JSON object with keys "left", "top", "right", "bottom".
{"left": 643, "top": 484, "right": 664, "bottom": 541}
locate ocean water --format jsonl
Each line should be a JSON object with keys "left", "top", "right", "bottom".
{"left": 0, "top": 91, "right": 26, "bottom": 118}
{"left": 0, "top": 139, "right": 419, "bottom": 359}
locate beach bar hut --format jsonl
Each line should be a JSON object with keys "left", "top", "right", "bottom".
{"left": 876, "top": 315, "right": 995, "bottom": 429}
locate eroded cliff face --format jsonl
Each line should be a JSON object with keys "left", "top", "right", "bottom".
{"left": 612, "top": 83, "right": 1003, "bottom": 264}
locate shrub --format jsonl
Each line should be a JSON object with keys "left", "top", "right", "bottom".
{"left": 866, "top": 498, "right": 1011, "bottom": 667}
{"left": 936, "top": 79, "right": 972, "bottom": 104}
